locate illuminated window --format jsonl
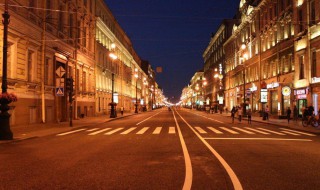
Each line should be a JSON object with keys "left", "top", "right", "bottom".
{"left": 299, "top": 55, "right": 305, "bottom": 79}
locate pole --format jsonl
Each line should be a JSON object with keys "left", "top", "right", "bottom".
{"left": 41, "top": 0, "right": 46, "bottom": 123}
{"left": 110, "top": 73, "right": 116, "bottom": 118}
{"left": 243, "top": 69, "right": 246, "bottom": 115}
{"left": 0, "top": 0, "right": 13, "bottom": 140}
{"left": 135, "top": 78, "right": 138, "bottom": 113}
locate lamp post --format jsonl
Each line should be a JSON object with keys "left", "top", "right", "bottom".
{"left": 0, "top": 0, "right": 13, "bottom": 140}
{"left": 202, "top": 77, "right": 207, "bottom": 110}
{"left": 109, "top": 44, "right": 117, "bottom": 118}
{"left": 134, "top": 68, "right": 138, "bottom": 113}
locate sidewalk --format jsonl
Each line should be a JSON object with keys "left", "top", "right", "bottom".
{"left": 1, "top": 112, "right": 136, "bottom": 144}
{"left": 186, "top": 108, "right": 320, "bottom": 135}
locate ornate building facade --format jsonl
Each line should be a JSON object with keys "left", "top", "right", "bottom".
{"left": 224, "top": 0, "right": 320, "bottom": 117}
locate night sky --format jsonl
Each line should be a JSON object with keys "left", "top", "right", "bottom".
{"left": 105, "top": 0, "right": 239, "bottom": 103}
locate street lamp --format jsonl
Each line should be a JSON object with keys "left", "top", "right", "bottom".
{"left": 109, "top": 44, "right": 117, "bottom": 118}
{"left": 134, "top": 68, "right": 138, "bottom": 113}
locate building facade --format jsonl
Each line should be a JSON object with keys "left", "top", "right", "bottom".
{"left": 0, "top": 0, "right": 161, "bottom": 126}
{"left": 224, "top": 0, "right": 320, "bottom": 117}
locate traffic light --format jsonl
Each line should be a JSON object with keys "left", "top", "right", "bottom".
{"left": 66, "top": 77, "right": 74, "bottom": 92}
{"left": 66, "top": 77, "right": 72, "bottom": 92}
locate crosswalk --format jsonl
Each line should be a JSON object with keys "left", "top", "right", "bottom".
{"left": 56, "top": 126, "right": 317, "bottom": 137}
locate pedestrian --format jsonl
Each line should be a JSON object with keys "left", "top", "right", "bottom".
{"left": 286, "top": 107, "right": 291, "bottom": 123}
{"left": 231, "top": 106, "right": 236, "bottom": 123}
{"left": 120, "top": 106, "right": 124, "bottom": 116}
{"left": 238, "top": 107, "right": 242, "bottom": 123}
{"left": 247, "top": 108, "right": 252, "bottom": 124}
{"left": 293, "top": 105, "right": 298, "bottom": 122}
{"left": 265, "top": 105, "right": 269, "bottom": 120}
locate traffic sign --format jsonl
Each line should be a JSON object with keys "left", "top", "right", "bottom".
{"left": 56, "top": 87, "right": 64, "bottom": 96}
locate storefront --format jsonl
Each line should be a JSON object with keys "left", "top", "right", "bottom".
{"left": 281, "top": 86, "right": 292, "bottom": 115}
{"left": 294, "top": 87, "right": 309, "bottom": 116}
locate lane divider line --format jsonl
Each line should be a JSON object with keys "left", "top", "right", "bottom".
{"left": 172, "top": 110, "right": 193, "bottom": 190}
{"left": 136, "top": 111, "right": 163, "bottom": 126}
{"left": 176, "top": 111, "right": 243, "bottom": 190}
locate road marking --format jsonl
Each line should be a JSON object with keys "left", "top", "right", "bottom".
{"left": 86, "top": 128, "right": 100, "bottom": 132}
{"left": 172, "top": 111, "right": 193, "bottom": 190}
{"left": 281, "top": 131, "right": 301, "bottom": 136}
{"left": 169, "top": 127, "right": 176, "bottom": 134}
{"left": 57, "top": 128, "right": 87, "bottom": 136}
{"left": 257, "top": 128, "right": 286, "bottom": 135}
{"left": 153, "top": 127, "right": 162, "bottom": 134}
{"left": 220, "top": 127, "right": 239, "bottom": 134}
{"left": 207, "top": 127, "right": 223, "bottom": 134}
{"left": 120, "top": 127, "right": 137, "bottom": 135}
{"left": 280, "top": 128, "right": 317, "bottom": 136}
{"left": 195, "top": 127, "right": 207, "bottom": 134}
{"left": 232, "top": 127, "right": 255, "bottom": 134}
{"left": 244, "top": 127, "right": 269, "bottom": 134}
{"left": 176, "top": 111, "right": 243, "bottom": 190}
{"left": 204, "top": 138, "right": 312, "bottom": 141}
{"left": 88, "top": 128, "right": 111, "bottom": 135}
{"left": 136, "top": 127, "right": 149, "bottom": 134}
{"left": 136, "top": 111, "right": 162, "bottom": 125}
{"left": 105, "top": 128, "right": 124, "bottom": 135}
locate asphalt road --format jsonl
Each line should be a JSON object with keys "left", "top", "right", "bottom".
{"left": 1, "top": 108, "right": 320, "bottom": 190}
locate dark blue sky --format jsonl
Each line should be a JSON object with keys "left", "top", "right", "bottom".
{"left": 105, "top": 0, "right": 239, "bottom": 102}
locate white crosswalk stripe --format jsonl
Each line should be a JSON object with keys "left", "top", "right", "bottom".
{"left": 281, "top": 131, "right": 301, "bottom": 136}
{"left": 86, "top": 128, "right": 100, "bottom": 132}
{"left": 220, "top": 127, "right": 239, "bottom": 134}
{"left": 232, "top": 127, "right": 255, "bottom": 134}
{"left": 195, "top": 127, "right": 207, "bottom": 134}
{"left": 105, "top": 128, "right": 124, "bottom": 135}
{"left": 169, "top": 127, "right": 176, "bottom": 134}
{"left": 88, "top": 128, "right": 111, "bottom": 135}
{"left": 280, "top": 128, "right": 316, "bottom": 136}
{"left": 136, "top": 127, "right": 149, "bottom": 134}
{"left": 207, "top": 127, "right": 223, "bottom": 134}
{"left": 57, "top": 128, "right": 87, "bottom": 136}
{"left": 244, "top": 127, "right": 270, "bottom": 134}
{"left": 121, "top": 127, "right": 137, "bottom": 135}
{"left": 257, "top": 128, "right": 286, "bottom": 135}
{"left": 153, "top": 127, "right": 162, "bottom": 134}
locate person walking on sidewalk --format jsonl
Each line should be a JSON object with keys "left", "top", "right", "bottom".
{"left": 247, "top": 108, "right": 252, "bottom": 124}
{"left": 265, "top": 106, "right": 269, "bottom": 120}
{"left": 231, "top": 106, "right": 236, "bottom": 123}
{"left": 238, "top": 106, "right": 243, "bottom": 123}
{"left": 286, "top": 107, "right": 291, "bottom": 123}
{"left": 120, "top": 106, "right": 124, "bottom": 116}
{"left": 293, "top": 105, "right": 298, "bottom": 122}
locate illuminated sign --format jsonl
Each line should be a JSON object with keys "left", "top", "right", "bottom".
{"left": 267, "top": 82, "right": 279, "bottom": 89}
{"left": 282, "top": 86, "right": 291, "bottom": 96}
{"left": 311, "top": 77, "right": 320, "bottom": 83}
{"left": 261, "top": 89, "right": 268, "bottom": 103}
{"left": 297, "top": 94, "right": 307, "bottom": 99}
{"left": 114, "top": 93, "right": 118, "bottom": 103}
{"left": 295, "top": 89, "right": 306, "bottom": 95}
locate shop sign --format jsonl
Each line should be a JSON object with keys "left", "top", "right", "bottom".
{"left": 250, "top": 85, "right": 257, "bottom": 92}
{"left": 282, "top": 86, "right": 291, "bottom": 96}
{"left": 311, "top": 77, "right": 320, "bottom": 83}
{"left": 260, "top": 89, "right": 268, "bottom": 103}
{"left": 294, "top": 89, "right": 307, "bottom": 95}
{"left": 297, "top": 94, "right": 307, "bottom": 99}
{"left": 267, "top": 82, "right": 279, "bottom": 89}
